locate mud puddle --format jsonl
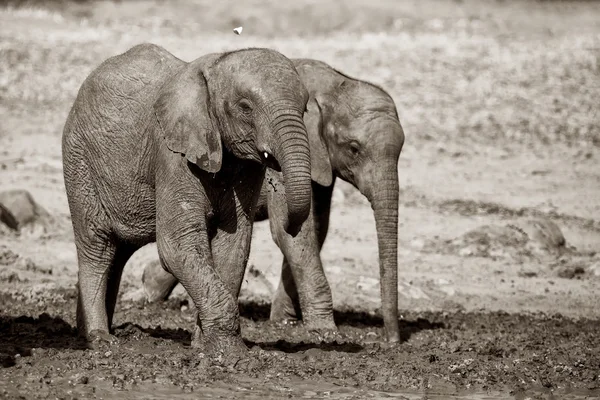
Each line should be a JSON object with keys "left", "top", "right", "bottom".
{"left": 1, "top": 290, "right": 600, "bottom": 399}
{"left": 50, "top": 381, "right": 513, "bottom": 400}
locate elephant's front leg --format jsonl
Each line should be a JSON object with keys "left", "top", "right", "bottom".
{"left": 211, "top": 218, "right": 253, "bottom": 299}
{"left": 155, "top": 193, "right": 246, "bottom": 357}
{"left": 267, "top": 171, "right": 336, "bottom": 332}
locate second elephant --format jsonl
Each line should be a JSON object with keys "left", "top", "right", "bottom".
{"left": 142, "top": 58, "right": 406, "bottom": 342}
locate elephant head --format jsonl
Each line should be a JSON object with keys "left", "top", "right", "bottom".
{"left": 153, "top": 48, "right": 312, "bottom": 235}
{"left": 294, "top": 59, "right": 405, "bottom": 342}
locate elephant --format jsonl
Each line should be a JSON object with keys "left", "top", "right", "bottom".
{"left": 61, "top": 43, "right": 319, "bottom": 356}
{"left": 142, "top": 58, "right": 406, "bottom": 343}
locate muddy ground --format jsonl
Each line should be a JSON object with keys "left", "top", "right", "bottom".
{"left": 1, "top": 0, "right": 600, "bottom": 399}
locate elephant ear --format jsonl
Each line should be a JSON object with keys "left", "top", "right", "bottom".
{"left": 305, "top": 98, "right": 333, "bottom": 187}
{"left": 153, "top": 61, "right": 222, "bottom": 173}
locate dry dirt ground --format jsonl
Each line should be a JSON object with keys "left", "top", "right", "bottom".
{"left": 1, "top": 0, "right": 600, "bottom": 399}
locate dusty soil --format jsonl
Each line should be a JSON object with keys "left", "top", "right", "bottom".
{"left": 1, "top": 0, "right": 600, "bottom": 398}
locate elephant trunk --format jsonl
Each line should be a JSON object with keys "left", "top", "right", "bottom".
{"left": 365, "top": 162, "right": 401, "bottom": 343}
{"left": 270, "top": 109, "right": 312, "bottom": 236}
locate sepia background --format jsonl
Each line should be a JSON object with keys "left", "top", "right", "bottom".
{"left": 1, "top": 0, "right": 599, "bottom": 398}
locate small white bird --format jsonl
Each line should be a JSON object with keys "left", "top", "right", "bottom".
{"left": 233, "top": 26, "right": 243, "bottom": 35}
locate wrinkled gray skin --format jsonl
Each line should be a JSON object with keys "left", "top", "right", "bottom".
{"left": 142, "top": 59, "right": 405, "bottom": 342}
{"left": 62, "top": 43, "right": 313, "bottom": 356}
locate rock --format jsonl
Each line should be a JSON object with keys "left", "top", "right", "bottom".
{"left": 518, "top": 218, "right": 567, "bottom": 252}
{"left": 458, "top": 247, "right": 474, "bottom": 256}
{"left": 0, "top": 189, "right": 52, "bottom": 235}
{"left": 326, "top": 265, "right": 342, "bottom": 275}
{"left": 120, "top": 287, "right": 147, "bottom": 303}
{"left": 440, "top": 224, "right": 529, "bottom": 260}
{"left": 356, "top": 276, "right": 379, "bottom": 291}
{"left": 430, "top": 217, "right": 573, "bottom": 263}
{"left": 233, "top": 26, "right": 243, "bottom": 35}
{"left": 0, "top": 203, "right": 18, "bottom": 230}
{"left": 0, "top": 245, "right": 20, "bottom": 265}
{"left": 556, "top": 262, "right": 586, "bottom": 279}
{"left": 588, "top": 260, "right": 600, "bottom": 277}
{"left": 399, "top": 281, "right": 430, "bottom": 300}
{"left": 409, "top": 238, "right": 425, "bottom": 250}
{"left": 438, "top": 285, "right": 456, "bottom": 296}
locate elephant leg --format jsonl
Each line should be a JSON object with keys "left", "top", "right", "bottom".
{"left": 142, "top": 217, "right": 254, "bottom": 304}
{"left": 211, "top": 221, "right": 254, "bottom": 299}
{"left": 142, "top": 258, "right": 179, "bottom": 303}
{"left": 75, "top": 229, "right": 126, "bottom": 347}
{"left": 270, "top": 257, "right": 302, "bottom": 322}
{"left": 267, "top": 174, "right": 336, "bottom": 331}
{"left": 156, "top": 200, "right": 246, "bottom": 357}
{"left": 105, "top": 243, "right": 139, "bottom": 327}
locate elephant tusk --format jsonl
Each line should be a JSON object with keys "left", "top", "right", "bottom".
{"left": 264, "top": 152, "right": 269, "bottom": 159}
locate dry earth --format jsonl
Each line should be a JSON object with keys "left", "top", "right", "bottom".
{"left": 1, "top": 0, "right": 599, "bottom": 399}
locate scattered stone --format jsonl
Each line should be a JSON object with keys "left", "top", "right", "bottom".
{"left": 588, "top": 260, "right": 600, "bottom": 277}
{"left": 556, "top": 263, "right": 586, "bottom": 280}
{"left": 517, "top": 271, "right": 538, "bottom": 278}
{"left": 120, "top": 287, "right": 147, "bottom": 304}
{"left": 233, "top": 26, "right": 243, "bottom": 35}
{"left": 410, "top": 238, "right": 425, "bottom": 250}
{"left": 0, "top": 190, "right": 49, "bottom": 227}
{"left": 517, "top": 218, "right": 567, "bottom": 254}
{"left": 326, "top": 265, "right": 342, "bottom": 275}
{"left": 0, "top": 245, "right": 19, "bottom": 265}
{"left": 356, "top": 276, "right": 378, "bottom": 291}
{"left": 0, "top": 189, "right": 53, "bottom": 237}
{"left": 424, "top": 217, "right": 576, "bottom": 263}
{"left": 399, "top": 280, "right": 430, "bottom": 300}
{"left": 438, "top": 285, "right": 456, "bottom": 296}
{"left": 0, "top": 203, "right": 18, "bottom": 230}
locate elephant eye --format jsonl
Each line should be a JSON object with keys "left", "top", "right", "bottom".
{"left": 237, "top": 99, "right": 253, "bottom": 115}
{"left": 348, "top": 142, "right": 360, "bottom": 156}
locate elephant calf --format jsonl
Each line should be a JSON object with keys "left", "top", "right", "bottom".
{"left": 143, "top": 58, "right": 406, "bottom": 343}
{"left": 62, "top": 43, "right": 314, "bottom": 356}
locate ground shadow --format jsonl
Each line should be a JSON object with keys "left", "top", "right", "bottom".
{"left": 0, "top": 313, "right": 87, "bottom": 367}
{"left": 247, "top": 339, "right": 364, "bottom": 354}
{"left": 238, "top": 299, "right": 446, "bottom": 342}
{"left": 0, "top": 299, "right": 447, "bottom": 369}
{"left": 115, "top": 322, "right": 364, "bottom": 354}
{"left": 114, "top": 322, "right": 192, "bottom": 344}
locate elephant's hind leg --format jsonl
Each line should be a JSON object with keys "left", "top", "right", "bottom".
{"left": 74, "top": 227, "right": 136, "bottom": 348}
{"left": 75, "top": 227, "right": 117, "bottom": 343}
{"left": 105, "top": 243, "right": 139, "bottom": 328}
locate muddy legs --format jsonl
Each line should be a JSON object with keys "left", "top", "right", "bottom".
{"left": 75, "top": 232, "right": 137, "bottom": 348}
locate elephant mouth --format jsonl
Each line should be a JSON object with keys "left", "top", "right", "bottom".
{"left": 260, "top": 150, "right": 281, "bottom": 172}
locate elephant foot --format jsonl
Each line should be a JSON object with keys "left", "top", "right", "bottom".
{"left": 305, "top": 324, "right": 345, "bottom": 342}
{"left": 191, "top": 326, "right": 249, "bottom": 364}
{"left": 269, "top": 316, "right": 300, "bottom": 328}
{"left": 362, "top": 330, "right": 402, "bottom": 348}
{"left": 304, "top": 314, "right": 337, "bottom": 332}
{"left": 269, "top": 302, "right": 300, "bottom": 325}
{"left": 86, "top": 329, "right": 120, "bottom": 350}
